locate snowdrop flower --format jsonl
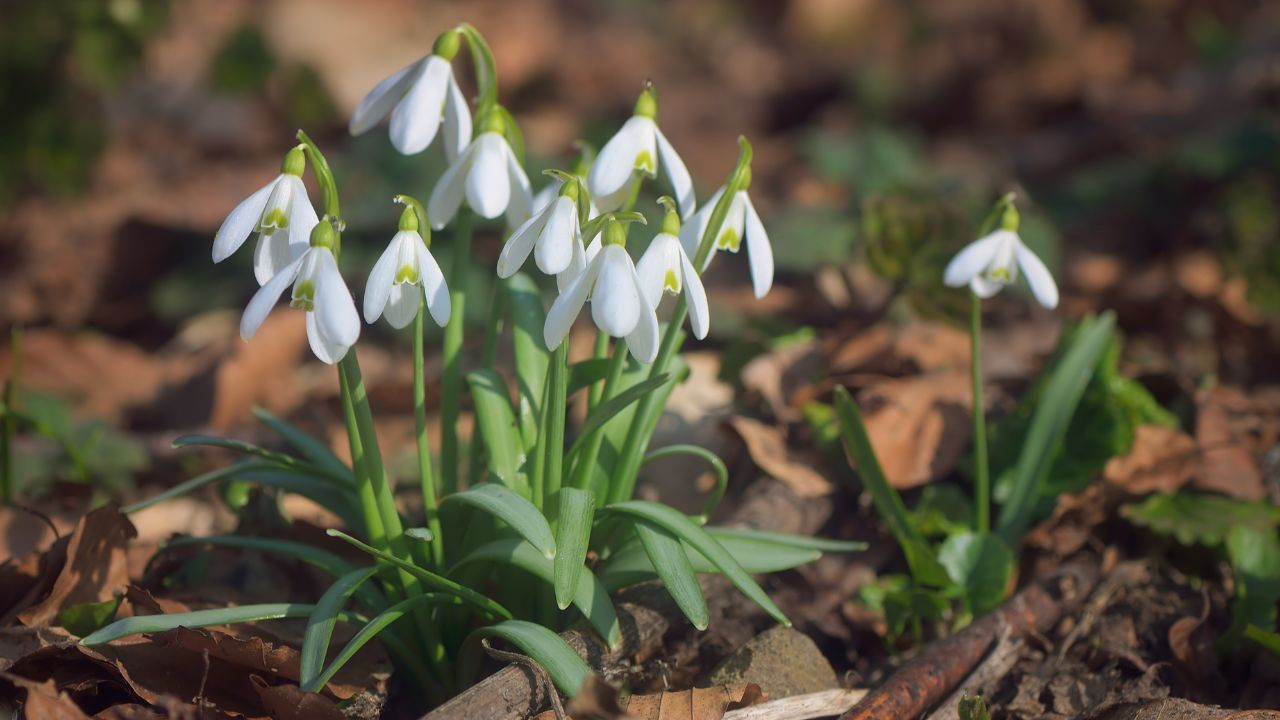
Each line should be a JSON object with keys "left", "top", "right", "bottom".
{"left": 240, "top": 221, "right": 360, "bottom": 364}
{"left": 348, "top": 29, "right": 471, "bottom": 159}
{"left": 588, "top": 85, "right": 694, "bottom": 218}
{"left": 555, "top": 230, "right": 601, "bottom": 293}
{"left": 213, "top": 147, "right": 318, "bottom": 286}
{"left": 364, "top": 206, "right": 450, "bottom": 329}
{"left": 428, "top": 111, "right": 532, "bottom": 229}
{"left": 943, "top": 207, "right": 1058, "bottom": 309}
{"left": 636, "top": 199, "right": 709, "bottom": 339}
{"left": 544, "top": 218, "right": 658, "bottom": 363}
{"left": 497, "top": 178, "right": 582, "bottom": 278}
{"left": 679, "top": 175, "right": 773, "bottom": 299}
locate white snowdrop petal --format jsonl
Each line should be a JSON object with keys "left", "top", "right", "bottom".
{"left": 285, "top": 176, "right": 319, "bottom": 252}
{"left": 634, "top": 235, "right": 669, "bottom": 311}
{"left": 556, "top": 235, "right": 587, "bottom": 293}
{"left": 363, "top": 237, "right": 401, "bottom": 323}
{"left": 680, "top": 249, "right": 710, "bottom": 340}
{"left": 504, "top": 144, "right": 533, "bottom": 229}
{"left": 654, "top": 126, "right": 695, "bottom": 219}
{"left": 428, "top": 140, "right": 476, "bottom": 229}
{"left": 349, "top": 58, "right": 421, "bottom": 136}
{"left": 415, "top": 236, "right": 451, "bottom": 327}
{"left": 588, "top": 117, "right": 652, "bottom": 211}
{"left": 969, "top": 275, "right": 1004, "bottom": 298}
{"left": 626, "top": 272, "right": 660, "bottom": 364}
{"left": 592, "top": 246, "right": 642, "bottom": 338}
{"left": 679, "top": 187, "right": 721, "bottom": 269}
{"left": 306, "top": 312, "right": 346, "bottom": 364}
{"left": 531, "top": 180, "right": 561, "bottom": 215}
{"left": 741, "top": 194, "right": 774, "bottom": 299}
{"left": 389, "top": 57, "right": 450, "bottom": 155}
{"left": 240, "top": 254, "right": 305, "bottom": 340}
{"left": 497, "top": 204, "right": 549, "bottom": 278}
{"left": 534, "top": 196, "right": 576, "bottom": 275}
{"left": 466, "top": 134, "right": 509, "bottom": 220}
{"left": 213, "top": 178, "right": 277, "bottom": 263}
{"left": 383, "top": 283, "right": 420, "bottom": 329}
{"left": 253, "top": 233, "right": 299, "bottom": 287}
{"left": 544, "top": 254, "right": 602, "bottom": 351}
{"left": 944, "top": 231, "right": 1006, "bottom": 288}
{"left": 442, "top": 70, "right": 472, "bottom": 162}
{"left": 314, "top": 251, "right": 360, "bottom": 348}
{"left": 1015, "top": 242, "right": 1059, "bottom": 310}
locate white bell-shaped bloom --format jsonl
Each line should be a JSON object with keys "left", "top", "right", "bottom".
{"left": 555, "top": 232, "right": 601, "bottom": 293}
{"left": 636, "top": 232, "right": 709, "bottom": 339}
{"left": 679, "top": 186, "right": 773, "bottom": 299}
{"left": 498, "top": 192, "right": 579, "bottom": 278}
{"left": 364, "top": 219, "right": 450, "bottom": 329}
{"left": 428, "top": 130, "right": 532, "bottom": 230}
{"left": 348, "top": 46, "right": 471, "bottom": 160}
{"left": 544, "top": 241, "right": 658, "bottom": 364}
{"left": 213, "top": 150, "right": 318, "bottom": 286}
{"left": 943, "top": 229, "right": 1058, "bottom": 309}
{"left": 240, "top": 244, "right": 360, "bottom": 364}
{"left": 588, "top": 91, "right": 694, "bottom": 218}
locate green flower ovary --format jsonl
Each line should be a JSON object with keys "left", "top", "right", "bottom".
{"left": 290, "top": 280, "right": 316, "bottom": 311}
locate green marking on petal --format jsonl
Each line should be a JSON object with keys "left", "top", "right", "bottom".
{"left": 395, "top": 264, "right": 420, "bottom": 284}
{"left": 716, "top": 228, "right": 741, "bottom": 253}
{"left": 634, "top": 150, "right": 655, "bottom": 175}
{"left": 260, "top": 208, "right": 289, "bottom": 233}
{"left": 291, "top": 280, "right": 315, "bottom": 310}
{"left": 663, "top": 269, "right": 680, "bottom": 294}
{"left": 989, "top": 266, "right": 1011, "bottom": 282}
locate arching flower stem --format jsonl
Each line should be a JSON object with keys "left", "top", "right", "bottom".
{"left": 439, "top": 210, "right": 473, "bottom": 496}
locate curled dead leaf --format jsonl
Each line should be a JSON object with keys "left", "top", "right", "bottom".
{"left": 1195, "top": 387, "right": 1264, "bottom": 501}
{"left": 623, "top": 683, "right": 767, "bottom": 720}
{"left": 727, "top": 417, "right": 833, "bottom": 498}
{"left": 857, "top": 372, "right": 972, "bottom": 489}
{"left": 17, "top": 504, "right": 136, "bottom": 628}
{"left": 250, "top": 675, "right": 344, "bottom": 720}
{"left": 1103, "top": 425, "right": 1200, "bottom": 495}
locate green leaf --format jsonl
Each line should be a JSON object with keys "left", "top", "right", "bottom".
{"left": 937, "top": 532, "right": 1014, "bottom": 615}
{"left": 82, "top": 603, "right": 319, "bottom": 646}
{"left": 599, "top": 528, "right": 832, "bottom": 592}
{"left": 706, "top": 528, "right": 867, "bottom": 554}
{"left": 58, "top": 596, "right": 121, "bottom": 637}
{"left": 462, "top": 620, "right": 592, "bottom": 697}
{"left": 300, "top": 567, "right": 379, "bottom": 689}
{"left": 1122, "top": 492, "right": 1280, "bottom": 547}
{"left": 605, "top": 501, "right": 790, "bottom": 625}
{"left": 303, "top": 592, "right": 469, "bottom": 693}
{"left": 443, "top": 483, "right": 555, "bottom": 559}
{"left": 466, "top": 370, "right": 529, "bottom": 493}
{"left": 959, "top": 694, "right": 992, "bottom": 720}
{"left": 910, "top": 485, "right": 975, "bottom": 538}
{"left": 634, "top": 519, "right": 708, "bottom": 630}
{"left": 1224, "top": 525, "right": 1280, "bottom": 647}
{"left": 1245, "top": 625, "right": 1280, "bottom": 656}
{"left": 553, "top": 487, "right": 595, "bottom": 611}
{"left": 252, "top": 407, "right": 348, "bottom": 476}
{"left": 567, "top": 359, "right": 612, "bottom": 396}
{"left": 505, "top": 274, "right": 550, "bottom": 449}
{"left": 173, "top": 435, "right": 349, "bottom": 484}
{"left": 567, "top": 374, "right": 670, "bottom": 461}
{"left": 833, "top": 386, "right": 950, "bottom": 588}
{"left": 997, "top": 312, "right": 1117, "bottom": 543}
{"left": 452, "top": 538, "right": 621, "bottom": 648}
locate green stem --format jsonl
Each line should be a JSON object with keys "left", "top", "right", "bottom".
{"left": 413, "top": 300, "right": 444, "bottom": 570}
{"left": 642, "top": 444, "right": 728, "bottom": 520}
{"left": 466, "top": 282, "right": 506, "bottom": 489}
{"left": 542, "top": 342, "right": 570, "bottom": 509}
{"left": 970, "top": 292, "right": 990, "bottom": 534}
{"left": 441, "top": 211, "right": 473, "bottom": 495}
{"left": 586, "top": 330, "right": 610, "bottom": 411}
{"left": 570, "top": 340, "right": 629, "bottom": 492}
{"left": 338, "top": 367, "right": 388, "bottom": 551}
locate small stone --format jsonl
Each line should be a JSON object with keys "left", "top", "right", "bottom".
{"left": 704, "top": 625, "right": 838, "bottom": 699}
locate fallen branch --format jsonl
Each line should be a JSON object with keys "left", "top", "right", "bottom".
{"left": 840, "top": 560, "right": 1100, "bottom": 720}
{"left": 723, "top": 688, "right": 869, "bottom": 720}
{"left": 925, "top": 627, "right": 1022, "bottom": 720}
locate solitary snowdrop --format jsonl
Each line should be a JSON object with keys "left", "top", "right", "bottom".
{"left": 588, "top": 85, "right": 694, "bottom": 218}
{"left": 240, "top": 221, "right": 360, "bottom": 364}
{"left": 679, "top": 176, "right": 773, "bottom": 299}
{"left": 544, "top": 218, "right": 658, "bottom": 363}
{"left": 943, "top": 206, "right": 1058, "bottom": 309}
{"left": 636, "top": 199, "right": 709, "bottom": 339}
{"left": 428, "top": 110, "right": 532, "bottom": 229}
{"left": 213, "top": 147, "right": 318, "bottom": 286}
{"left": 497, "top": 178, "right": 582, "bottom": 278}
{"left": 348, "top": 29, "right": 471, "bottom": 159}
{"left": 365, "top": 206, "right": 450, "bottom": 329}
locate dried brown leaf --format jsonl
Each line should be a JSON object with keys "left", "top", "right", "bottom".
{"left": 1195, "top": 387, "right": 1264, "bottom": 501}
{"left": 2, "top": 674, "right": 92, "bottom": 720}
{"left": 727, "top": 417, "right": 833, "bottom": 497}
{"left": 18, "top": 504, "right": 137, "bottom": 628}
{"left": 858, "top": 372, "right": 972, "bottom": 489}
{"left": 624, "top": 683, "right": 766, "bottom": 720}
{"left": 1103, "top": 425, "right": 1199, "bottom": 495}
{"left": 249, "top": 676, "right": 343, "bottom": 720}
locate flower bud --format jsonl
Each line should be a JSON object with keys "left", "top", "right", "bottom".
{"left": 398, "top": 205, "right": 419, "bottom": 232}
{"left": 281, "top": 146, "right": 306, "bottom": 177}
{"left": 633, "top": 83, "right": 657, "bottom": 119}
{"left": 1000, "top": 203, "right": 1021, "bottom": 232}
{"left": 658, "top": 196, "right": 681, "bottom": 235}
{"left": 603, "top": 218, "right": 627, "bottom": 247}
{"left": 433, "top": 28, "right": 462, "bottom": 60}
{"left": 310, "top": 219, "right": 337, "bottom": 250}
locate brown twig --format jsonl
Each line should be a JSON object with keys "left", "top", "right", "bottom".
{"left": 926, "top": 626, "right": 1022, "bottom": 720}
{"left": 481, "top": 639, "right": 565, "bottom": 720}
{"left": 723, "top": 688, "right": 869, "bottom": 720}
{"left": 840, "top": 560, "right": 1100, "bottom": 720}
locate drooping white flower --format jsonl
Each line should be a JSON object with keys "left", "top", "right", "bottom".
{"left": 348, "top": 31, "right": 471, "bottom": 159}
{"left": 555, "top": 231, "right": 601, "bottom": 293}
{"left": 213, "top": 147, "right": 318, "bottom": 286}
{"left": 428, "top": 119, "right": 532, "bottom": 230}
{"left": 364, "top": 208, "right": 450, "bottom": 329}
{"left": 497, "top": 184, "right": 580, "bottom": 278}
{"left": 588, "top": 87, "right": 694, "bottom": 218}
{"left": 544, "top": 223, "right": 658, "bottom": 363}
{"left": 943, "top": 228, "right": 1058, "bottom": 309}
{"left": 240, "top": 226, "right": 360, "bottom": 364}
{"left": 679, "top": 184, "right": 773, "bottom": 299}
{"left": 636, "top": 207, "right": 709, "bottom": 339}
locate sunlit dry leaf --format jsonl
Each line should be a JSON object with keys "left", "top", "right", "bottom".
{"left": 3, "top": 675, "right": 91, "bottom": 720}
{"left": 250, "top": 676, "right": 344, "bottom": 720}
{"left": 624, "top": 683, "right": 766, "bottom": 720}
{"left": 18, "top": 504, "right": 136, "bottom": 628}
{"left": 1103, "top": 425, "right": 1199, "bottom": 495}
{"left": 727, "top": 417, "right": 833, "bottom": 498}
{"left": 210, "top": 310, "right": 310, "bottom": 430}
{"left": 740, "top": 339, "right": 822, "bottom": 422}
{"left": 1195, "top": 387, "right": 1264, "bottom": 501}
{"left": 858, "top": 371, "right": 971, "bottom": 489}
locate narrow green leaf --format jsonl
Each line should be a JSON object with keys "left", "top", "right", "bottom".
{"left": 253, "top": 407, "right": 349, "bottom": 476}
{"left": 300, "top": 567, "right": 378, "bottom": 689}
{"left": 567, "top": 359, "right": 611, "bottom": 396}
{"left": 833, "top": 386, "right": 949, "bottom": 587}
{"left": 173, "top": 435, "right": 349, "bottom": 484}
{"left": 998, "top": 312, "right": 1115, "bottom": 542}
{"left": 443, "top": 483, "right": 555, "bottom": 559}
{"left": 554, "top": 488, "right": 595, "bottom": 611}
{"left": 937, "top": 531, "right": 1014, "bottom": 615}
{"left": 634, "top": 519, "right": 708, "bottom": 630}
{"left": 1245, "top": 624, "right": 1280, "bottom": 656}
{"left": 466, "top": 370, "right": 529, "bottom": 493}
{"left": 605, "top": 501, "right": 790, "bottom": 626}
{"left": 505, "top": 274, "right": 550, "bottom": 449}
{"left": 707, "top": 528, "right": 867, "bottom": 553}
{"left": 567, "top": 374, "right": 669, "bottom": 460}
{"left": 303, "top": 593, "right": 469, "bottom": 693}
{"left": 452, "top": 538, "right": 621, "bottom": 648}
{"left": 462, "top": 620, "right": 592, "bottom": 697}
{"left": 82, "top": 603, "right": 317, "bottom": 646}
{"left": 59, "top": 596, "right": 121, "bottom": 637}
